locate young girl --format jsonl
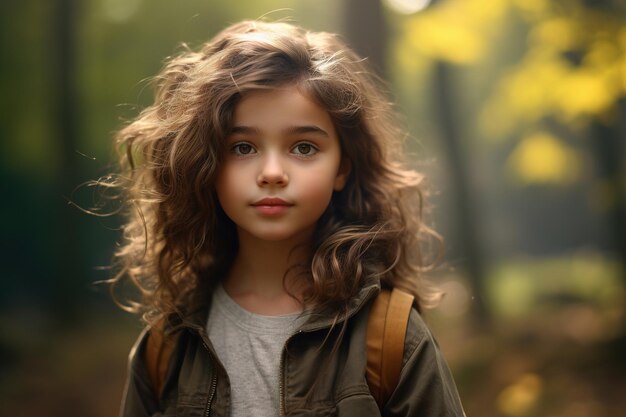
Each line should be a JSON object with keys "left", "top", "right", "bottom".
{"left": 113, "top": 20, "right": 465, "bottom": 416}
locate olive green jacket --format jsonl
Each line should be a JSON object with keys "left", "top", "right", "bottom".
{"left": 119, "top": 283, "right": 465, "bottom": 416}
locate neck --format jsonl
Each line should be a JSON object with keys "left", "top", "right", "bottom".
{"left": 223, "top": 229, "right": 311, "bottom": 313}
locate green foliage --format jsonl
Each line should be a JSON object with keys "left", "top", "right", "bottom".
{"left": 486, "top": 253, "right": 624, "bottom": 318}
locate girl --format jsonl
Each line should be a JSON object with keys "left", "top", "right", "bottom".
{"left": 112, "top": 20, "right": 465, "bottom": 416}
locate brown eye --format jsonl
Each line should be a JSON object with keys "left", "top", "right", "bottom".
{"left": 293, "top": 143, "right": 318, "bottom": 156}
{"left": 232, "top": 143, "right": 255, "bottom": 155}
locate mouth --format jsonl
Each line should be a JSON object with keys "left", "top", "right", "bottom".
{"left": 251, "top": 198, "right": 293, "bottom": 215}
{"left": 251, "top": 197, "right": 294, "bottom": 207}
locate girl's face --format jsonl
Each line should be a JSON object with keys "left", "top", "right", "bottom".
{"left": 215, "top": 85, "right": 350, "bottom": 244}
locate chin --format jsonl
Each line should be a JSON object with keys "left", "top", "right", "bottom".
{"left": 254, "top": 232, "right": 300, "bottom": 242}
{"left": 246, "top": 226, "right": 312, "bottom": 243}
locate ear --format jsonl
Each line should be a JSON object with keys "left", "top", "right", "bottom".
{"left": 333, "top": 157, "right": 352, "bottom": 191}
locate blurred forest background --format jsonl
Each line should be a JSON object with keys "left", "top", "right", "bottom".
{"left": 1, "top": 0, "right": 625, "bottom": 416}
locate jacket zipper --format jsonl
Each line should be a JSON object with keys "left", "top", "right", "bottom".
{"left": 204, "top": 371, "right": 217, "bottom": 417}
{"left": 200, "top": 339, "right": 218, "bottom": 417}
{"left": 278, "top": 330, "right": 303, "bottom": 416}
{"left": 278, "top": 286, "right": 379, "bottom": 415}
{"left": 279, "top": 348, "right": 285, "bottom": 417}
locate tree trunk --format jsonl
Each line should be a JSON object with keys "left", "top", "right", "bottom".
{"left": 53, "top": 0, "right": 82, "bottom": 319}
{"left": 342, "top": 0, "right": 388, "bottom": 77}
{"left": 433, "top": 61, "right": 490, "bottom": 324}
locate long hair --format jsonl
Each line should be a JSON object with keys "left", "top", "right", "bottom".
{"left": 106, "top": 20, "right": 442, "bottom": 325}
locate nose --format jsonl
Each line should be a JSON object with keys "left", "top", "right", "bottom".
{"left": 257, "top": 153, "right": 288, "bottom": 187}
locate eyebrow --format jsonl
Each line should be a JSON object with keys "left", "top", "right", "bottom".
{"left": 230, "top": 125, "right": 329, "bottom": 137}
{"left": 285, "top": 125, "right": 329, "bottom": 137}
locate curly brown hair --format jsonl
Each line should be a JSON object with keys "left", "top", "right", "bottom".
{"left": 105, "top": 20, "right": 442, "bottom": 325}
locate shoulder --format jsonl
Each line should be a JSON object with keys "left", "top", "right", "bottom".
{"left": 359, "top": 287, "right": 436, "bottom": 367}
{"left": 387, "top": 308, "right": 466, "bottom": 416}
{"left": 402, "top": 308, "right": 436, "bottom": 366}
{"left": 127, "top": 326, "right": 151, "bottom": 367}
{"left": 356, "top": 289, "right": 466, "bottom": 415}
{"left": 402, "top": 307, "right": 459, "bottom": 377}
{"left": 126, "top": 320, "right": 186, "bottom": 373}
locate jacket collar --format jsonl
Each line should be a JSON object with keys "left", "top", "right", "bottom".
{"left": 180, "top": 279, "right": 381, "bottom": 335}
{"left": 298, "top": 280, "right": 380, "bottom": 332}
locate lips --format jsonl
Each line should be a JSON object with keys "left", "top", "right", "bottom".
{"left": 251, "top": 197, "right": 293, "bottom": 215}
{"left": 251, "top": 197, "right": 293, "bottom": 207}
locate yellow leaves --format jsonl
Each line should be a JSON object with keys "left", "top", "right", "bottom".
{"left": 480, "top": 44, "right": 623, "bottom": 139}
{"left": 479, "top": 54, "right": 567, "bottom": 138}
{"left": 508, "top": 54, "right": 564, "bottom": 118}
{"left": 620, "top": 28, "right": 626, "bottom": 91}
{"left": 399, "top": 0, "right": 509, "bottom": 65}
{"left": 497, "top": 373, "right": 544, "bottom": 417}
{"left": 556, "top": 70, "right": 615, "bottom": 120}
{"left": 391, "top": 32, "right": 431, "bottom": 78}
{"left": 405, "top": 14, "right": 484, "bottom": 64}
{"left": 510, "top": 0, "right": 550, "bottom": 16}
{"left": 585, "top": 39, "right": 621, "bottom": 67}
{"left": 390, "top": 0, "right": 625, "bottom": 152}
{"left": 506, "top": 131, "right": 581, "bottom": 185}
{"left": 530, "top": 17, "right": 578, "bottom": 52}
{"left": 468, "top": 0, "right": 510, "bottom": 23}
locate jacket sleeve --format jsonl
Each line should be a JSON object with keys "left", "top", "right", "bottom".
{"left": 383, "top": 310, "right": 466, "bottom": 417}
{"left": 119, "top": 328, "right": 164, "bottom": 417}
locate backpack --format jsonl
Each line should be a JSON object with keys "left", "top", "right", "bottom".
{"left": 145, "top": 287, "right": 414, "bottom": 411}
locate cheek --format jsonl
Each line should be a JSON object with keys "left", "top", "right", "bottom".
{"left": 298, "top": 166, "right": 339, "bottom": 203}
{"left": 215, "top": 166, "right": 239, "bottom": 209}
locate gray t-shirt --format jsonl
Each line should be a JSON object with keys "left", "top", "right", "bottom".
{"left": 206, "top": 285, "right": 306, "bottom": 417}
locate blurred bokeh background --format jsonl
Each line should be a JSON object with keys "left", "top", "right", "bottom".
{"left": 1, "top": 0, "right": 625, "bottom": 416}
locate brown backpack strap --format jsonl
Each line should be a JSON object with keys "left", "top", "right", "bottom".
{"left": 366, "top": 287, "right": 415, "bottom": 410}
{"left": 146, "top": 289, "right": 414, "bottom": 407}
{"left": 145, "top": 320, "right": 178, "bottom": 400}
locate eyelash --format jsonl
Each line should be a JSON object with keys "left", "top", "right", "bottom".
{"left": 231, "top": 142, "right": 256, "bottom": 156}
{"left": 291, "top": 142, "right": 319, "bottom": 156}
{"left": 229, "top": 141, "right": 319, "bottom": 157}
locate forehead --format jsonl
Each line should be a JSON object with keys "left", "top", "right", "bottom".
{"left": 232, "top": 86, "right": 335, "bottom": 132}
